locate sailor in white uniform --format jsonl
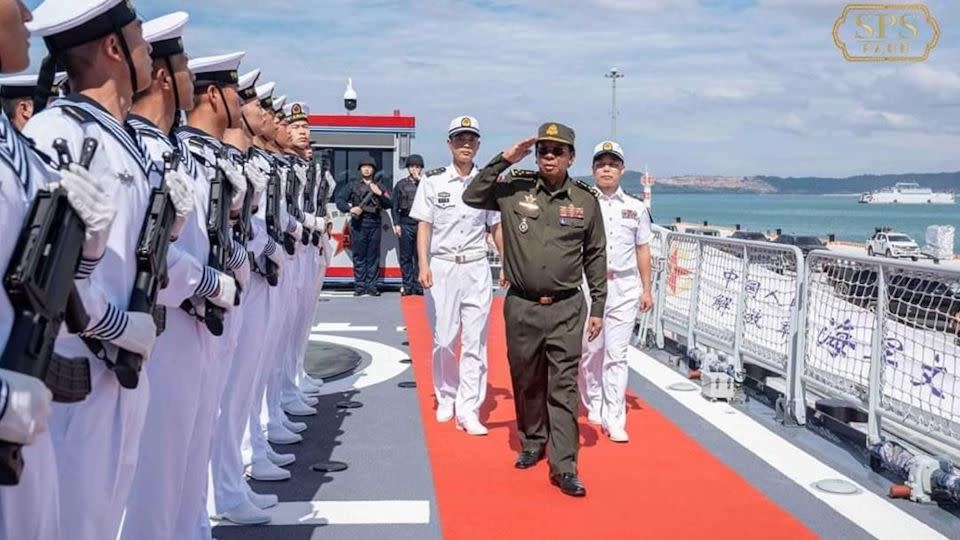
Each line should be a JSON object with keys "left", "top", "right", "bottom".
{"left": 410, "top": 116, "right": 500, "bottom": 435}
{"left": 0, "top": 71, "right": 67, "bottom": 131}
{"left": 209, "top": 68, "right": 283, "bottom": 526}
{"left": 0, "top": 4, "right": 117, "bottom": 538}
{"left": 118, "top": 13, "right": 240, "bottom": 540}
{"left": 23, "top": 1, "right": 160, "bottom": 538}
{"left": 578, "top": 141, "right": 653, "bottom": 443}
{"left": 173, "top": 50, "right": 254, "bottom": 540}
{"left": 242, "top": 87, "right": 300, "bottom": 480}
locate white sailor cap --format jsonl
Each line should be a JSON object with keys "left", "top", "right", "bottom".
{"left": 188, "top": 51, "right": 245, "bottom": 89}
{"left": 273, "top": 95, "right": 287, "bottom": 117}
{"left": 27, "top": 0, "right": 139, "bottom": 50}
{"left": 448, "top": 115, "right": 480, "bottom": 138}
{"left": 0, "top": 72, "right": 68, "bottom": 99}
{"left": 285, "top": 102, "right": 309, "bottom": 124}
{"left": 592, "top": 140, "right": 625, "bottom": 162}
{"left": 143, "top": 11, "right": 188, "bottom": 59}
{"left": 256, "top": 81, "right": 276, "bottom": 109}
{"left": 237, "top": 69, "right": 261, "bottom": 103}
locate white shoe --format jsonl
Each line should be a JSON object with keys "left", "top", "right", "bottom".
{"left": 267, "top": 424, "right": 303, "bottom": 445}
{"left": 587, "top": 411, "right": 602, "bottom": 426}
{"left": 456, "top": 418, "right": 489, "bottom": 436}
{"left": 247, "top": 490, "right": 279, "bottom": 510}
{"left": 300, "top": 394, "right": 319, "bottom": 407}
{"left": 217, "top": 499, "right": 271, "bottom": 525}
{"left": 436, "top": 404, "right": 454, "bottom": 423}
{"left": 605, "top": 426, "right": 629, "bottom": 443}
{"left": 303, "top": 373, "right": 323, "bottom": 387}
{"left": 247, "top": 459, "right": 291, "bottom": 481}
{"left": 300, "top": 379, "right": 322, "bottom": 396}
{"left": 282, "top": 399, "right": 317, "bottom": 417}
{"left": 282, "top": 418, "right": 307, "bottom": 434}
{"left": 266, "top": 447, "right": 296, "bottom": 467}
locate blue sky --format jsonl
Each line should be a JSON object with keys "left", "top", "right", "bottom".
{"left": 22, "top": 0, "right": 960, "bottom": 178}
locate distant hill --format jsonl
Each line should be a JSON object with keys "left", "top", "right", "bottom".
{"left": 612, "top": 170, "right": 960, "bottom": 195}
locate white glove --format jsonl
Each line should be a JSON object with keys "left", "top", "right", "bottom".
{"left": 267, "top": 241, "right": 285, "bottom": 267}
{"left": 244, "top": 161, "right": 268, "bottom": 195}
{"left": 165, "top": 169, "right": 195, "bottom": 240}
{"left": 59, "top": 164, "right": 117, "bottom": 261}
{"left": 111, "top": 311, "right": 158, "bottom": 360}
{"left": 217, "top": 158, "right": 247, "bottom": 210}
{"left": 0, "top": 369, "right": 52, "bottom": 446}
{"left": 303, "top": 213, "right": 317, "bottom": 231}
{"left": 294, "top": 163, "right": 308, "bottom": 185}
{"left": 286, "top": 220, "right": 303, "bottom": 239}
{"left": 208, "top": 271, "right": 237, "bottom": 310}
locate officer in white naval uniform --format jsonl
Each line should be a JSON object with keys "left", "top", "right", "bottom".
{"left": 209, "top": 69, "right": 283, "bottom": 526}
{"left": 579, "top": 141, "right": 653, "bottom": 443}
{"left": 24, "top": 1, "right": 160, "bottom": 538}
{"left": 119, "top": 13, "right": 241, "bottom": 540}
{"left": 0, "top": 71, "right": 67, "bottom": 131}
{"left": 410, "top": 115, "right": 500, "bottom": 435}
{"left": 0, "top": 4, "right": 117, "bottom": 538}
{"left": 241, "top": 84, "right": 299, "bottom": 482}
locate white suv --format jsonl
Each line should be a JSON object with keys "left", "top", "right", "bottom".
{"left": 867, "top": 230, "right": 920, "bottom": 260}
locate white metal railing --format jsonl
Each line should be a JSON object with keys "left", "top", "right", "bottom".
{"left": 639, "top": 232, "right": 960, "bottom": 462}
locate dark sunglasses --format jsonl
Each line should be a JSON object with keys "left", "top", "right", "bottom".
{"left": 537, "top": 145, "right": 568, "bottom": 157}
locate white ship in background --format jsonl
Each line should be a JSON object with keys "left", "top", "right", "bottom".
{"left": 859, "top": 182, "right": 955, "bottom": 204}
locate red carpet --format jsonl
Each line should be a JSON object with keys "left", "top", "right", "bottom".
{"left": 401, "top": 296, "right": 816, "bottom": 540}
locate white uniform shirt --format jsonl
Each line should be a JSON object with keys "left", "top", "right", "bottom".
{"left": 0, "top": 111, "right": 59, "bottom": 347}
{"left": 409, "top": 164, "right": 500, "bottom": 259}
{"left": 597, "top": 187, "right": 652, "bottom": 274}
{"left": 24, "top": 96, "right": 153, "bottom": 360}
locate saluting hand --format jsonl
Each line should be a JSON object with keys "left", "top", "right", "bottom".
{"left": 586, "top": 317, "right": 603, "bottom": 342}
{"left": 503, "top": 136, "right": 537, "bottom": 164}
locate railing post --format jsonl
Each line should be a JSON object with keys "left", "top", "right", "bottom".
{"left": 685, "top": 238, "right": 703, "bottom": 350}
{"left": 731, "top": 244, "right": 750, "bottom": 374}
{"left": 786, "top": 247, "right": 807, "bottom": 425}
{"left": 866, "top": 262, "right": 886, "bottom": 446}
{"left": 654, "top": 231, "right": 667, "bottom": 349}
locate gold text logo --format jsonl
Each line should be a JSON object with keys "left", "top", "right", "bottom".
{"left": 833, "top": 4, "right": 940, "bottom": 62}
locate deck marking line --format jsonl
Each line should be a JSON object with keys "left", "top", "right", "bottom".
{"left": 311, "top": 322, "right": 378, "bottom": 332}
{"left": 215, "top": 500, "right": 430, "bottom": 526}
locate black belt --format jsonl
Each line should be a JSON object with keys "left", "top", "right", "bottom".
{"left": 508, "top": 287, "right": 580, "bottom": 305}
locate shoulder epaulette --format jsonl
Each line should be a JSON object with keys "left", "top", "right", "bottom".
{"left": 509, "top": 168, "right": 537, "bottom": 180}
{"left": 573, "top": 179, "right": 601, "bottom": 198}
{"left": 425, "top": 166, "right": 446, "bottom": 177}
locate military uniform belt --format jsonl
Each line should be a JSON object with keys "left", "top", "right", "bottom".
{"left": 433, "top": 253, "right": 487, "bottom": 264}
{"left": 508, "top": 287, "right": 580, "bottom": 305}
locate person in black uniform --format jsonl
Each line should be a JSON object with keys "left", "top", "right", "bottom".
{"left": 335, "top": 155, "right": 392, "bottom": 296}
{"left": 392, "top": 154, "right": 424, "bottom": 296}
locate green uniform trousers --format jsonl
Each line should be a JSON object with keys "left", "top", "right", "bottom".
{"left": 504, "top": 290, "right": 586, "bottom": 476}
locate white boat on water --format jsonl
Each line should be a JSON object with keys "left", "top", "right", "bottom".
{"left": 859, "top": 182, "right": 955, "bottom": 204}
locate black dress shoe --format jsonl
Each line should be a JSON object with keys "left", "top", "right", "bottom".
{"left": 514, "top": 450, "right": 543, "bottom": 469}
{"left": 550, "top": 473, "right": 586, "bottom": 497}
{"left": 368, "top": 290, "right": 381, "bottom": 297}
{"left": 401, "top": 291, "right": 411, "bottom": 296}
{"left": 353, "top": 291, "right": 365, "bottom": 297}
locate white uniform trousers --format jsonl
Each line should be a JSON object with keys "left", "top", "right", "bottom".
{"left": 579, "top": 273, "right": 641, "bottom": 432}
{"left": 0, "top": 431, "right": 59, "bottom": 540}
{"left": 425, "top": 257, "right": 492, "bottom": 422}
{"left": 174, "top": 305, "right": 242, "bottom": 540}
{"left": 120, "top": 311, "right": 209, "bottom": 540}
{"left": 289, "top": 249, "right": 325, "bottom": 389}
{"left": 267, "top": 253, "right": 299, "bottom": 427}
{"left": 242, "top": 281, "right": 285, "bottom": 466}
{"left": 211, "top": 273, "right": 270, "bottom": 514}
{"left": 48, "top": 358, "right": 150, "bottom": 540}
{"left": 280, "top": 252, "right": 313, "bottom": 404}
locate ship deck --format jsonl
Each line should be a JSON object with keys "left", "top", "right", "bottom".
{"left": 212, "top": 291, "right": 960, "bottom": 540}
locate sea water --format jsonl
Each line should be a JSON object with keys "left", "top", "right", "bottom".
{"left": 649, "top": 193, "right": 959, "bottom": 251}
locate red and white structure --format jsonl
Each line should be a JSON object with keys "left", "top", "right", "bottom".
{"left": 309, "top": 110, "right": 416, "bottom": 287}
{"left": 641, "top": 165, "right": 655, "bottom": 209}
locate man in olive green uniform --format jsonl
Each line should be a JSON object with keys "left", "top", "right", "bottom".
{"left": 462, "top": 122, "right": 607, "bottom": 497}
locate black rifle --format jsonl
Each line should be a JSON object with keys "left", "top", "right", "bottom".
{"left": 202, "top": 147, "right": 237, "bottom": 336}
{"left": 302, "top": 159, "right": 317, "bottom": 246}
{"left": 112, "top": 151, "right": 179, "bottom": 389}
{"left": 282, "top": 162, "right": 302, "bottom": 255}
{"left": 0, "top": 138, "right": 98, "bottom": 485}
{"left": 232, "top": 154, "right": 254, "bottom": 246}
{"left": 262, "top": 163, "right": 281, "bottom": 286}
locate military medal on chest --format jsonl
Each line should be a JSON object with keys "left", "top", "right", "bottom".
{"left": 519, "top": 217, "right": 529, "bottom": 234}
{"left": 118, "top": 170, "right": 134, "bottom": 184}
